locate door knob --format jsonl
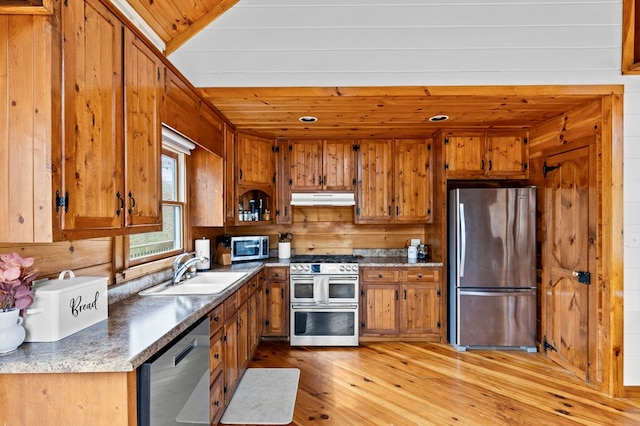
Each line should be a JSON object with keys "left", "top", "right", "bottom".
{"left": 572, "top": 270, "right": 591, "bottom": 284}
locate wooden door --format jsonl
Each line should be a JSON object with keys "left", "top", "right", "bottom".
{"left": 123, "top": 29, "right": 162, "bottom": 231}
{"left": 237, "top": 299, "right": 249, "bottom": 370}
{"left": 485, "top": 132, "right": 528, "bottom": 178}
{"left": 544, "top": 145, "right": 596, "bottom": 381}
{"left": 289, "top": 139, "right": 323, "bottom": 191}
{"left": 400, "top": 283, "right": 439, "bottom": 335}
{"left": 323, "top": 140, "right": 356, "bottom": 191}
{"left": 356, "top": 139, "right": 394, "bottom": 223}
{"left": 61, "top": 0, "right": 123, "bottom": 235}
{"left": 394, "top": 139, "right": 432, "bottom": 222}
{"left": 264, "top": 281, "right": 288, "bottom": 336}
{"left": 361, "top": 284, "right": 399, "bottom": 336}
{"left": 237, "top": 132, "right": 275, "bottom": 187}
{"left": 443, "top": 133, "right": 485, "bottom": 177}
{"left": 224, "top": 123, "right": 236, "bottom": 223}
{"left": 224, "top": 312, "right": 239, "bottom": 403}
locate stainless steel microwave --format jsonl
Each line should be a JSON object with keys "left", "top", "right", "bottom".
{"left": 230, "top": 236, "right": 270, "bottom": 262}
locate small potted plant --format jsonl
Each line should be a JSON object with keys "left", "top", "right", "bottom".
{"left": 0, "top": 253, "right": 39, "bottom": 353}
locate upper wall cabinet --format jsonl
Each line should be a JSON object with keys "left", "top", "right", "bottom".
{"left": 442, "top": 131, "right": 529, "bottom": 179}
{"left": 0, "top": 13, "right": 58, "bottom": 242}
{"left": 288, "top": 139, "right": 356, "bottom": 192}
{"left": 355, "top": 138, "right": 432, "bottom": 224}
{"left": 163, "top": 68, "right": 201, "bottom": 143}
{"left": 235, "top": 131, "right": 276, "bottom": 224}
{"left": 58, "top": 0, "right": 163, "bottom": 239}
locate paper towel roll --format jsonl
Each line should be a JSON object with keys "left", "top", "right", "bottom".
{"left": 195, "top": 238, "right": 211, "bottom": 270}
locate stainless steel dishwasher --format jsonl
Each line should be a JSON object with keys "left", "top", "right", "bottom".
{"left": 137, "top": 317, "right": 210, "bottom": 426}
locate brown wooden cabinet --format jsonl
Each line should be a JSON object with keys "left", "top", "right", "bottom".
{"left": 237, "top": 131, "right": 276, "bottom": 188}
{"left": 288, "top": 139, "right": 356, "bottom": 191}
{"left": 209, "top": 304, "right": 225, "bottom": 424}
{"left": 163, "top": 67, "right": 201, "bottom": 143}
{"left": 223, "top": 290, "right": 240, "bottom": 404}
{"left": 58, "top": 0, "right": 163, "bottom": 239}
{"left": 263, "top": 266, "right": 289, "bottom": 337}
{"left": 189, "top": 147, "right": 224, "bottom": 227}
{"left": 356, "top": 139, "right": 432, "bottom": 224}
{"left": 224, "top": 123, "right": 237, "bottom": 224}
{"left": 360, "top": 267, "right": 442, "bottom": 340}
{"left": 249, "top": 271, "right": 266, "bottom": 355}
{"left": 235, "top": 131, "right": 276, "bottom": 224}
{"left": 442, "top": 131, "right": 529, "bottom": 179}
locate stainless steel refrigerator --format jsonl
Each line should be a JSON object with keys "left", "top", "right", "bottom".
{"left": 448, "top": 187, "right": 537, "bottom": 352}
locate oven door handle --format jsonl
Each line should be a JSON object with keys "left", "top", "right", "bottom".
{"left": 290, "top": 276, "right": 358, "bottom": 281}
{"left": 291, "top": 303, "right": 359, "bottom": 310}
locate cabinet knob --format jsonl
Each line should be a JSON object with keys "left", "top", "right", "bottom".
{"left": 214, "top": 353, "right": 220, "bottom": 359}
{"left": 378, "top": 274, "right": 383, "bottom": 278}
{"left": 418, "top": 274, "right": 423, "bottom": 279}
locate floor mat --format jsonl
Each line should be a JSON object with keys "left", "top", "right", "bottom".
{"left": 220, "top": 368, "right": 300, "bottom": 425}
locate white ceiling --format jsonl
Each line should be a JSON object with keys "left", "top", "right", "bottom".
{"left": 167, "top": 0, "right": 621, "bottom": 88}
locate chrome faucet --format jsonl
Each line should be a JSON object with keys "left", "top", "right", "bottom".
{"left": 172, "top": 253, "right": 208, "bottom": 285}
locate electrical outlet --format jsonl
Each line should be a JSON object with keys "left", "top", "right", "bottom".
{"left": 630, "top": 233, "right": 640, "bottom": 248}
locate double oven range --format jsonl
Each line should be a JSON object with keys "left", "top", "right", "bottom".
{"left": 289, "top": 255, "right": 360, "bottom": 346}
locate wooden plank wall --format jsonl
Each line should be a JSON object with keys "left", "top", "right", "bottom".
{"left": 228, "top": 206, "right": 428, "bottom": 255}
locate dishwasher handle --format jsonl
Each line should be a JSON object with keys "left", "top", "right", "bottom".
{"left": 174, "top": 338, "right": 197, "bottom": 366}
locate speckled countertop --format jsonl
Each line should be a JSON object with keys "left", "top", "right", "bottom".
{"left": 0, "top": 255, "right": 442, "bottom": 375}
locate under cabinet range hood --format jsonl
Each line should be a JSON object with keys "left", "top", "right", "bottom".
{"left": 290, "top": 192, "right": 356, "bottom": 206}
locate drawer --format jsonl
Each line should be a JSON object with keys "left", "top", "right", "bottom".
{"left": 267, "top": 267, "right": 288, "bottom": 282}
{"left": 361, "top": 269, "right": 401, "bottom": 283}
{"left": 237, "top": 282, "right": 249, "bottom": 304}
{"left": 209, "top": 327, "right": 224, "bottom": 373}
{"left": 209, "top": 304, "right": 224, "bottom": 332}
{"left": 247, "top": 275, "right": 259, "bottom": 295}
{"left": 403, "top": 269, "right": 440, "bottom": 282}
{"left": 224, "top": 292, "right": 238, "bottom": 318}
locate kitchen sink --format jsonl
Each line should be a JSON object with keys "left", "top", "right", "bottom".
{"left": 139, "top": 272, "right": 247, "bottom": 296}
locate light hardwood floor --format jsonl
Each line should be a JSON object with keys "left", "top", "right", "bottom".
{"left": 244, "top": 341, "right": 640, "bottom": 425}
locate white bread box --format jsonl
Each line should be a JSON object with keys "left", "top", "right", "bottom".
{"left": 24, "top": 270, "right": 108, "bottom": 342}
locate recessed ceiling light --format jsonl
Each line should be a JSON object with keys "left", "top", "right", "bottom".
{"left": 299, "top": 116, "right": 318, "bottom": 123}
{"left": 429, "top": 114, "right": 449, "bottom": 122}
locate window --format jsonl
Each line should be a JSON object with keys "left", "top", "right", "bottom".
{"left": 128, "top": 126, "right": 194, "bottom": 264}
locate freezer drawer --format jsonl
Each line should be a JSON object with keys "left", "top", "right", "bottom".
{"left": 456, "top": 289, "right": 536, "bottom": 349}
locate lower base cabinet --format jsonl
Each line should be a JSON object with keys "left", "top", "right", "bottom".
{"left": 263, "top": 266, "right": 289, "bottom": 337}
{"left": 360, "top": 267, "right": 442, "bottom": 340}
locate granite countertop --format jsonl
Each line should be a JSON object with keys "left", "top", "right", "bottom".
{"left": 0, "top": 262, "right": 265, "bottom": 374}
{"left": 0, "top": 255, "right": 443, "bottom": 375}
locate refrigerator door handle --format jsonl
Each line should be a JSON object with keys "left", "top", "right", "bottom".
{"left": 459, "top": 289, "right": 535, "bottom": 296}
{"left": 459, "top": 203, "right": 466, "bottom": 277}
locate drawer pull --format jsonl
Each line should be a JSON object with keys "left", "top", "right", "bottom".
{"left": 418, "top": 274, "right": 423, "bottom": 279}
{"left": 378, "top": 274, "right": 383, "bottom": 278}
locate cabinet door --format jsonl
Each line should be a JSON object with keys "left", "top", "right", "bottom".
{"left": 249, "top": 280, "right": 264, "bottom": 355}
{"left": 289, "top": 140, "right": 323, "bottom": 191}
{"left": 276, "top": 139, "right": 292, "bottom": 224}
{"left": 264, "top": 281, "right": 288, "bottom": 337}
{"left": 237, "top": 132, "right": 275, "bottom": 187}
{"left": 189, "top": 148, "right": 223, "bottom": 226}
{"left": 61, "top": 0, "right": 123, "bottom": 235}
{"left": 485, "top": 132, "right": 528, "bottom": 178}
{"left": 361, "top": 284, "right": 399, "bottom": 336}
{"left": 210, "top": 371, "right": 224, "bottom": 425}
{"left": 238, "top": 299, "right": 249, "bottom": 370}
{"left": 443, "top": 133, "right": 485, "bottom": 177}
{"left": 224, "top": 123, "right": 236, "bottom": 223}
{"left": 199, "top": 103, "right": 224, "bottom": 156}
{"left": 123, "top": 29, "right": 162, "bottom": 232}
{"left": 400, "top": 282, "right": 440, "bottom": 335}
{"left": 323, "top": 140, "right": 356, "bottom": 191}
{"left": 163, "top": 68, "right": 200, "bottom": 143}
{"left": 356, "top": 140, "right": 394, "bottom": 223}
{"left": 224, "top": 311, "right": 239, "bottom": 404}
{"left": 394, "top": 139, "right": 432, "bottom": 222}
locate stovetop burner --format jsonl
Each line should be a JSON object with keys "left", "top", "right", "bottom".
{"left": 290, "top": 255, "right": 358, "bottom": 264}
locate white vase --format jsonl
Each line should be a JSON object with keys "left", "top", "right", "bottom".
{"left": 0, "top": 309, "right": 26, "bottom": 353}
{"left": 278, "top": 242, "right": 291, "bottom": 259}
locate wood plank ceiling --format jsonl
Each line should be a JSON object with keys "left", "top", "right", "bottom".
{"left": 120, "top": 1, "right": 608, "bottom": 139}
